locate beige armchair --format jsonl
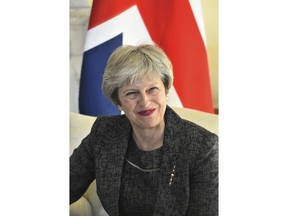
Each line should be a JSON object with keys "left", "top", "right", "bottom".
{"left": 70, "top": 107, "right": 218, "bottom": 216}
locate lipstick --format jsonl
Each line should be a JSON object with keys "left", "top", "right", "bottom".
{"left": 138, "top": 108, "right": 156, "bottom": 116}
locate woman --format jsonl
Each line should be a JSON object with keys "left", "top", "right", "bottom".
{"left": 70, "top": 44, "right": 218, "bottom": 216}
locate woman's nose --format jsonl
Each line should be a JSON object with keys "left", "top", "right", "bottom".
{"left": 138, "top": 93, "right": 150, "bottom": 106}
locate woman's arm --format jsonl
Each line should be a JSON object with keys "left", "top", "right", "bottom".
{"left": 187, "top": 134, "right": 218, "bottom": 216}
{"left": 70, "top": 118, "right": 101, "bottom": 204}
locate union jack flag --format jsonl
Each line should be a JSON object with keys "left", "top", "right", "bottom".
{"left": 79, "top": 0, "right": 214, "bottom": 116}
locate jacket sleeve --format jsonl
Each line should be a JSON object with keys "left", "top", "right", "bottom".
{"left": 187, "top": 133, "right": 218, "bottom": 216}
{"left": 69, "top": 118, "right": 100, "bottom": 204}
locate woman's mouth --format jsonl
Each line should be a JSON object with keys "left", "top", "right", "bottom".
{"left": 138, "top": 108, "right": 156, "bottom": 116}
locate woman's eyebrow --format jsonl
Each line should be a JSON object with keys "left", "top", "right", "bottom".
{"left": 122, "top": 88, "right": 138, "bottom": 94}
{"left": 122, "top": 82, "right": 160, "bottom": 93}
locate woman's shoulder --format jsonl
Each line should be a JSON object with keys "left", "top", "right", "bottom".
{"left": 166, "top": 106, "right": 217, "bottom": 137}
{"left": 176, "top": 120, "right": 218, "bottom": 151}
{"left": 181, "top": 118, "right": 217, "bottom": 138}
{"left": 96, "top": 114, "right": 126, "bottom": 123}
{"left": 165, "top": 107, "right": 218, "bottom": 154}
{"left": 91, "top": 114, "right": 130, "bottom": 133}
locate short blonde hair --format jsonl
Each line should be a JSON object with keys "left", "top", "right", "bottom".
{"left": 102, "top": 43, "right": 174, "bottom": 105}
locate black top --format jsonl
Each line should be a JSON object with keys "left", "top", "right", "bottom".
{"left": 119, "top": 134, "right": 163, "bottom": 216}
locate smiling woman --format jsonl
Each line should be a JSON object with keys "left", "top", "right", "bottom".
{"left": 102, "top": 44, "right": 173, "bottom": 150}
{"left": 70, "top": 43, "right": 218, "bottom": 216}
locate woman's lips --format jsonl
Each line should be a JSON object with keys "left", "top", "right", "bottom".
{"left": 138, "top": 108, "right": 156, "bottom": 116}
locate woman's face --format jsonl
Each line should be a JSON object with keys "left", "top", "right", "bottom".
{"left": 118, "top": 75, "right": 167, "bottom": 131}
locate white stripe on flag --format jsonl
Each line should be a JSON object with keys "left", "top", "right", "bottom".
{"left": 189, "top": 0, "right": 207, "bottom": 45}
{"left": 168, "top": 86, "right": 183, "bottom": 108}
{"left": 84, "top": 5, "right": 153, "bottom": 52}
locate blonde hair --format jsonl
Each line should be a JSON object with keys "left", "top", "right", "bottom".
{"left": 102, "top": 43, "right": 173, "bottom": 105}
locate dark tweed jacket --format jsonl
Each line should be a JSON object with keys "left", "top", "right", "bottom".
{"left": 70, "top": 106, "right": 218, "bottom": 216}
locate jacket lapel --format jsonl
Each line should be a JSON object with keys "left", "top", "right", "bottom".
{"left": 95, "top": 116, "right": 131, "bottom": 216}
{"left": 153, "top": 107, "right": 189, "bottom": 216}
{"left": 153, "top": 141, "right": 180, "bottom": 215}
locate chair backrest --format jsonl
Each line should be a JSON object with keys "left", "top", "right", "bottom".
{"left": 70, "top": 112, "right": 96, "bottom": 156}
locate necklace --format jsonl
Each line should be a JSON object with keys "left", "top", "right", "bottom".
{"left": 125, "top": 158, "right": 160, "bottom": 172}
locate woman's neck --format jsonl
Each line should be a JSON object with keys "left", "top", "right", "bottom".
{"left": 132, "top": 123, "right": 165, "bottom": 151}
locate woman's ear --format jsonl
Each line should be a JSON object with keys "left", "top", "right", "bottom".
{"left": 117, "top": 105, "right": 123, "bottom": 112}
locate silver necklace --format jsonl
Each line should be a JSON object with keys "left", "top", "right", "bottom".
{"left": 125, "top": 158, "right": 160, "bottom": 172}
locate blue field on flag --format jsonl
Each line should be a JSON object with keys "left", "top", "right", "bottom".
{"left": 79, "top": 34, "right": 123, "bottom": 116}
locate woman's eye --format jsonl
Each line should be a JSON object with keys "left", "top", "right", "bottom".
{"left": 148, "top": 87, "right": 159, "bottom": 95}
{"left": 125, "top": 92, "right": 138, "bottom": 99}
{"left": 126, "top": 92, "right": 136, "bottom": 96}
